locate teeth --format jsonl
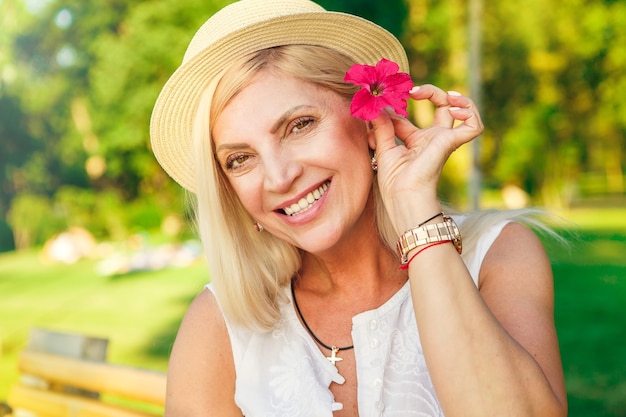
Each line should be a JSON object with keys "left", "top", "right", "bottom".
{"left": 283, "top": 182, "right": 328, "bottom": 216}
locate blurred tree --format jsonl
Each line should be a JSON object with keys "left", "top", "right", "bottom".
{"left": 6, "top": 193, "right": 61, "bottom": 249}
{"left": 1, "top": 0, "right": 625, "bottom": 250}
{"left": 87, "top": 0, "right": 230, "bottom": 200}
{"left": 0, "top": 0, "right": 219, "bottom": 248}
{"left": 402, "top": 0, "right": 626, "bottom": 207}
{"left": 316, "top": 0, "right": 408, "bottom": 38}
{"left": 0, "top": 94, "right": 37, "bottom": 207}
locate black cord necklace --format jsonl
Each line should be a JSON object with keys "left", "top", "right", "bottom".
{"left": 291, "top": 280, "right": 354, "bottom": 365}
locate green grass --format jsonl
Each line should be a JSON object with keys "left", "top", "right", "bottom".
{"left": 545, "top": 211, "right": 626, "bottom": 417}
{"left": 0, "top": 249, "right": 209, "bottom": 408}
{"left": 554, "top": 262, "right": 626, "bottom": 416}
{"left": 1, "top": 206, "right": 625, "bottom": 416}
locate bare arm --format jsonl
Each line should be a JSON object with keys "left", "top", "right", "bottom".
{"left": 370, "top": 84, "right": 566, "bottom": 416}
{"left": 408, "top": 222, "right": 567, "bottom": 417}
{"left": 164, "top": 288, "right": 242, "bottom": 417}
{"left": 480, "top": 223, "right": 567, "bottom": 412}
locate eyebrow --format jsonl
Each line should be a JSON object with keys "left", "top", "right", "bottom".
{"left": 216, "top": 105, "right": 314, "bottom": 153}
{"left": 270, "top": 105, "right": 313, "bottom": 134}
{"left": 215, "top": 142, "right": 250, "bottom": 153}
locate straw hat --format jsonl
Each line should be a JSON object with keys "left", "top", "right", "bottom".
{"left": 150, "top": 0, "right": 409, "bottom": 192}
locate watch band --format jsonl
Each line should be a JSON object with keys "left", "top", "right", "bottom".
{"left": 396, "top": 215, "right": 462, "bottom": 264}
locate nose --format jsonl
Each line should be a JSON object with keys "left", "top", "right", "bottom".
{"left": 262, "top": 148, "right": 303, "bottom": 194}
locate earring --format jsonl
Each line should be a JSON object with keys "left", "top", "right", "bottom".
{"left": 371, "top": 155, "right": 378, "bottom": 172}
{"left": 254, "top": 222, "right": 264, "bottom": 232}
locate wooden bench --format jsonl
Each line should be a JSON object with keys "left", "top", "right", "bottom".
{"left": 7, "top": 329, "right": 166, "bottom": 417}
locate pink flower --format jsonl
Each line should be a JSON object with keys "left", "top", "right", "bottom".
{"left": 344, "top": 58, "right": 413, "bottom": 121}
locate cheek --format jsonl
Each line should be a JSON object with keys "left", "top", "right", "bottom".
{"left": 227, "top": 178, "right": 263, "bottom": 214}
{"left": 334, "top": 125, "right": 373, "bottom": 167}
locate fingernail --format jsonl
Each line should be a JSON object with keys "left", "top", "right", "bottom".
{"left": 449, "top": 107, "right": 461, "bottom": 111}
{"left": 409, "top": 86, "right": 421, "bottom": 94}
{"left": 447, "top": 90, "right": 462, "bottom": 96}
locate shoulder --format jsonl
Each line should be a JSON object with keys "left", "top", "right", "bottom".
{"left": 480, "top": 222, "right": 553, "bottom": 293}
{"left": 477, "top": 222, "right": 567, "bottom": 408}
{"left": 453, "top": 209, "right": 557, "bottom": 287}
{"left": 479, "top": 221, "right": 556, "bottom": 337}
{"left": 164, "top": 288, "right": 242, "bottom": 416}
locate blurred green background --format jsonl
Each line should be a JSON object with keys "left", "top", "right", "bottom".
{"left": 0, "top": 0, "right": 625, "bottom": 415}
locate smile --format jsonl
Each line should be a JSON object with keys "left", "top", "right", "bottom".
{"left": 282, "top": 181, "right": 329, "bottom": 216}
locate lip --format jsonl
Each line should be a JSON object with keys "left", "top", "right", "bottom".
{"left": 274, "top": 179, "right": 331, "bottom": 224}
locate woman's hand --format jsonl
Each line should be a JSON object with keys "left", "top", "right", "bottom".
{"left": 370, "top": 84, "right": 484, "bottom": 232}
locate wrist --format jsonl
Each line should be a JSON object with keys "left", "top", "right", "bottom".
{"left": 395, "top": 214, "right": 462, "bottom": 265}
{"left": 387, "top": 199, "right": 443, "bottom": 235}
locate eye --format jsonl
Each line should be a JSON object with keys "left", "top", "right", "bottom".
{"left": 225, "top": 153, "right": 250, "bottom": 170}
{"left": 290, "top": 117, "right": 315, "bottom": 134}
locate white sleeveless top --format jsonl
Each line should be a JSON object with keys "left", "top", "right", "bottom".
{"left": 206, "top": 219, "right": 509, "bottom": 417}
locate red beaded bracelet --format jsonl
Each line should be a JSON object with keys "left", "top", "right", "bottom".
{"left": 398, "top": 240, "right": 452, "bottom": 271}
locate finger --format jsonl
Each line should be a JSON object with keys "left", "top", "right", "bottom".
{"left": 445, "top": 92, "right": 483, "bottom": 139}
{"left": 369, "top": 110, "right": 399, "bottom": 154}
{"left": 447, "top": 95, "right": 483, "bottom": 131}
{"left": 384, "top": 108, "right": 422, "bottom": 146}
{"left": 447, "top": 107, "right": 484, "bottom": 145}
{"left": 410, "top": 85, "right": 455, "bottom": 127}
{"left": 447, "top": 91, "right": 475, "bottom": 110}
{"left": 410, "top": 84, "right": 450, "bottom": 107}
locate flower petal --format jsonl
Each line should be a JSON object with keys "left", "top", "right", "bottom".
{"left": 381, "top": 95, "right": 409, "bottom": 117}
{"left": 345, "top": 58, "right": 413, "bottom": 121}
{"left": 350, "top": 89, "right": 383, "bottom": 121}
{"left": 374, "top": 58, "right": 400, "bottom": 78}
{"left": 344, "top": 63, "right": 377, "bottom": 89}
{"left": 383, "top": 73, "right": 413, "bottom": 94}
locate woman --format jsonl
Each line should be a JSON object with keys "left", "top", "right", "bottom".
{"left": 150, "top": 0, "right": 567, "bottom": 416}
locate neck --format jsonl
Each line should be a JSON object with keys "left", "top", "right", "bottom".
{"left": 297, "top": 237, "right": 405, "bottom": 312}
{"left": 295, "top": 195, "right": 406, "bottom": 303}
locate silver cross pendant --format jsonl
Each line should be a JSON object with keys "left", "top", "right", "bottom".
{"left": 327, "top": 346, "right": 343, "bottom": 365}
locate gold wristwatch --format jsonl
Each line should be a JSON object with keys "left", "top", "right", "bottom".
{"left": 396, "top": 215, "right": 462, "bottom": 264}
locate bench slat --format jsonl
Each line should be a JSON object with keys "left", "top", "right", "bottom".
{"left": 8, "top": 384, "right": 159, "bottom": 417}
{"left": 17, "top": 350, "right": 166, "bottom": 406}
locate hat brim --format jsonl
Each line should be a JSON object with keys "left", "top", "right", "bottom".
{"left": 150, "top": 11, "right": 409, "bottom": 192}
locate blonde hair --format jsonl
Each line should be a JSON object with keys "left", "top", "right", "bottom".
{"left": 190, "top": 45, "right": 557, "bottom": 330}
{"left": 191, "top": 45, "right": 364, "bottom": 330}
